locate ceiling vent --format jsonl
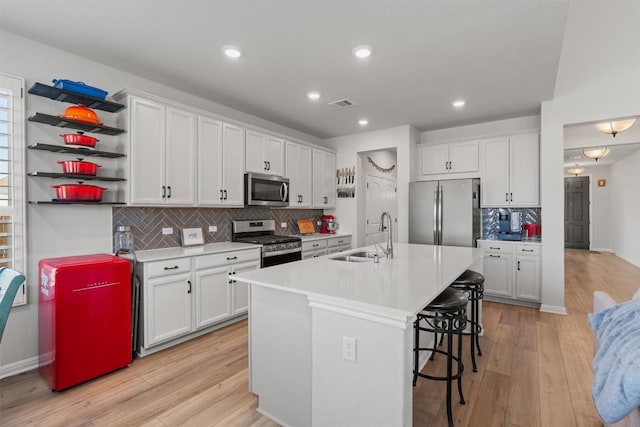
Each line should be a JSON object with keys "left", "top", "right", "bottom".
{"left": 328, "top": 98, "right": 355, "bottom": 109}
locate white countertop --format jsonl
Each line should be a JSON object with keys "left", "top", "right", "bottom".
{"left": 296, "top": 232, "right": 351, "bottom": 242}
{"left": 135, "top": 241, "right": 260, "bottom": 262}
{"left": 235, "top": 243, "right": 482, "bottom": 317}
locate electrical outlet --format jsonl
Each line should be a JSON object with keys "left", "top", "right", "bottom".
{"left": 280, "top": 222, "right": 287, "bottom": 228}
{"left": 162, "top": 227, "right": 173, "bottom": 235}
{"left": 317, "top": 220, "right": 322, "bottom": 226}
{"left": 209, "top": 225, "right": 218, "bottom": 233}
{"left": 342, "top": 336, "right": 356, "bottom": 363}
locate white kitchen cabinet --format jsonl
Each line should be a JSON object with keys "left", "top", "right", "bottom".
{"left": 125, "top": 95, "right": 197, "bottom": 205}
{"left": 477, "top": 240, "right": 541, "bottom": 304}
{"left": 197, "top": 117, "right": 245, "bottom": 206}
{"left": 302, "top": 239, "right": 328, "bottom": 259}
{"left": 327, "top": 235, "right": 352, "bottom": 254}
{"left": 285, "top": 142, "right": 312, "bottom": 207}
{"left": 420, "top": 141, "right": 478, "bottom": 176}
{"left": 246, "top": 130, "right": 285, "bottom": 176}
{"left": 143, "top": 257, "right": 193, "bottom": 347}
{"left": 312, "top": 149, "right": 336, "bottom": 208}
{"left": 480, "top": 133, "right": 539, "bottom": 207}
{"left": 139, "top": 247, "right": 260, "bottom": 356}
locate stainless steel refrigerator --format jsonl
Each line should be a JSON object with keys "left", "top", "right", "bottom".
{"left": 409, "top": 178, "right": 480, "bottom": 247}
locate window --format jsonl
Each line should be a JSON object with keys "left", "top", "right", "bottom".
{"left": 0, "top": 74, "right": 26, "bottom": 306}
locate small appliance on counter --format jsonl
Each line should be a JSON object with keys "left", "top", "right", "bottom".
{"left": 498, "top": 212, "right": 523, "bottom": 241}
{"left": 320, "top": 215, "right": 337, "bottom": 234}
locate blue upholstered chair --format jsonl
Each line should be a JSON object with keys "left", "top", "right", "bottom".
{"left": 0, "top": 267, "right": 26, "bottom": 343}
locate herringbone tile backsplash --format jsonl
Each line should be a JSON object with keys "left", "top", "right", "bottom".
{"left": 113, "top": 207, "right": 324, "bottom": 251}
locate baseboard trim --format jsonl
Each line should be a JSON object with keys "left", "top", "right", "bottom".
{"left": 540, "top": 304, "right": 567, "bottom": 315}
{"left": 0, "top": 356, "right": 38, "bottom": 380}
{"left": 591, "top": 248, "right": 613, "bottom": 253}
{"left": 614, "top": 253, "right": 640, "bottom": 269}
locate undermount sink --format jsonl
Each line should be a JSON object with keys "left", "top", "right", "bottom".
{"left": 329, "top": 251, "right": 379, "bottom": 262}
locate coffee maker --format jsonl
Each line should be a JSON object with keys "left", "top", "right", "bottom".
{"left": 320, "top": 215, "right": 337, "bottom": 234}
{"left": 498, "top": 212, "right": 522, "bottom": 241}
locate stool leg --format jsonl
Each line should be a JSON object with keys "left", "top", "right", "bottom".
{"left": 413, "top": 318, "right": 419, "bottom": 386}
{"left": 446, "top": 323, "right": 454, "bottom": 427}
{"left": 457, "top": 323, "right": 465, "bottom": 405}
{"left": 469, "top": 291, "right": 477, "bottom": 372}
{"left": 430, "top": 331, "right": 438, "bottom": 361}
{"left": 475, "top": 295, "right": 483, "bottom": 357}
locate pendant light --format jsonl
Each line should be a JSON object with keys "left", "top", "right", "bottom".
{"left": 595, "top": 119, "right": 636, "bottom": 137}
{"left": 582, "top": 147, "right": 610, "bottom": 162}
{"left": 568, "top": 165, "right": 585, "bottom": 176}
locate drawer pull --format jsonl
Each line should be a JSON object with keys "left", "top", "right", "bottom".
{"left": 489, "top": 246, "right": 500, "bottom": 250}
{"left": 489, "top": 254, "right": 501, "bottom": 258}
{"left": 226, "top": 256, "right": 238, "bottom": 261}
{"left": 338, "top": 240, "right": 344, "bottom": 243}
{"left": 312, "top": 244, "right": 319, "bottom": 247}
{"left": 521, "top": 249, "right": 534, "bottom": 252}
{"left": 164, "top": 265, "right": 179, "bottom": 270}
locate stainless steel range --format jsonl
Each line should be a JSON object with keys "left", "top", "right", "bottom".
{"left": 232, "top": 220, "right": 302, "bottom": 268}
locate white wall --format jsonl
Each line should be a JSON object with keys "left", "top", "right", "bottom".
{"left": 609, "top": 150, "right": 640, "bottom": 267}
{"left": 324, "top": 126, "right": 415, "bottom": 246}
{"left": 541, "top": 1, "right": 640, "bottom": 313}
{"left": 0, "top": 30, "right": 324, "bottom": 371}
{"left": 421, "top": 115, "right": 540, "bottom": 144}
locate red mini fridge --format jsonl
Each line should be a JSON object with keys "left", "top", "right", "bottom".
{"left": 39, "top": 254, "right": 132, "bottom": 391}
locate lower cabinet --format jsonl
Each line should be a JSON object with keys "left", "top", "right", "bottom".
{"left": 139, "top": 247, "right": 260, "bottom": 355}
{"left": 477, "top": 240, "right": 541, "bottom": 304}
{"left": 327, "top": 235, "right": 352, "bottom": 254}
{"left": 302, "top": 239, "right": 328, "bottom": 259}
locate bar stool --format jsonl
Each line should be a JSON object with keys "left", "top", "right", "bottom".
{"left": 413, "top": 287, "right": 468, "bottom": 427}
{"left": 449, "top": 269, "right": 485, "bottom": 372}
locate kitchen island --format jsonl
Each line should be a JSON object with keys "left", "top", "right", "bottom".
{"left": 234, "top": 242, "right": 482, "bottom": 427}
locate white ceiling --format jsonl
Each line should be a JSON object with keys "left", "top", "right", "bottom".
{"left": 0, "top": 1, "right": 569, "bottom": 139}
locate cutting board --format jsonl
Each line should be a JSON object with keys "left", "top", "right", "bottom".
{"left": 297, "top": 219, "right": 315, "bottom": 235}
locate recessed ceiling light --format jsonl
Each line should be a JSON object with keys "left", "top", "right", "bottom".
{"left": 307, "top": 91, "right": 321, "bottom": 100}
{"left": 353, "top": 46, "right": 372, "bottom": 59}
{"left": 452, "top": 100, "right": 466, "bottom": 108}
{"left": 222, "top": 46, "right": 242, "bottom": 58}
{"left": 358, "top": 119, "right": 369, "bottom": 126}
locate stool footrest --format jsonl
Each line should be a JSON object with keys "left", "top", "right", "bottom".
{"left": 414, "top": 348, "right": 465, "bottom": 381}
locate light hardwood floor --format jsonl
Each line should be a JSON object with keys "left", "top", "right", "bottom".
{"left": 1, "top": 249, "right": 638, "bottom": 426}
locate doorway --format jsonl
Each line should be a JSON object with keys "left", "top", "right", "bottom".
{"left": 364, "top": 174, "right": 398, "bottom": 245}
{"left": 564, "top": 176, "right": 590, "bottom": 249}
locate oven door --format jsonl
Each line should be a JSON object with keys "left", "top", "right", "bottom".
{"left": 245, "top": 173, "right": 289, "bottom": 207}
{"left": 262, "top": 250, "right": 302, "bottom": 268}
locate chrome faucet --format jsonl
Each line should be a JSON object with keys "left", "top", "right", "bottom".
{"left": 378, "top": 211, "right": 394, "bottom": 259}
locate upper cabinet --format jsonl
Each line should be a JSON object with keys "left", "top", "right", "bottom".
{"left": 480, "top": 133, "right": 539, "bottom": 207}
{"left": 420, "top": 141, "right": 478, "bottom": 176}
{"left": 123, "top": 95, "right": 197, "bottom": 205}
{"left": 245, "top": 130, "right": 285, "bottom": 176}
{"left": 197, "top": 117, "right": 245, "bottom": 206}
{"left": 312, "top": 149, "right": 336, "bottom": 208}
{"left": 285, "top": 142, "right": 312, "bottom": 207}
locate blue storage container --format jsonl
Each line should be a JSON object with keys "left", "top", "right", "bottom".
{"left": 52, "top": 79, "right": 108, "bottom": 100}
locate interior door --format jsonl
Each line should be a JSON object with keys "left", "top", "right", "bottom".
{"left": 365, "top": 174, "right": 398, "bottom": 245}
{"left": 408, "top": 181, "right": 437, "bottom": 245}
{"left": 564, "top": 176, "right": 590, "bottom": 249}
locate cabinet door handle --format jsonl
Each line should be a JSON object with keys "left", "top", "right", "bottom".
{"left": 510, "top": 193, "right": 513, "bottom": 202}
{"left": 162, "top": 185, "right": 166, "bottom": 198}
{"left": 324, "top": 196, "right": 328, "bottom": 204}
{"left": 167, "top": 186, "right": 171, "bottom": 198}
{"left": 164, "top": 265, "right": 179, "bottom": 270}
{"left": 449, "top": 161, "right": 452, "bottom": 170}
{"left": 187, "top": 280, "right": 192, "bottom": 294}
{"left": 517, "top": 260, "right": 521, "bottom": 271}
{"left": 226, "top": 256, "right": 238, "bottom": 261}
{"left": 489, "top": 254, "right": 501, "bottom": 258}
{"left": 220, "top": 189, "right": 224, "bottom": 200}
{"left": 505, "top": 192, "right": 509, "bottom": 202}
{"left": 267, "top": 161, "right": 271, "bottom": 170}
{"left": 223, "top": 189, "right": 228, "bottom": 200}
{"left": 264, "top": 161, "right": 267, "bottom": 170}
{"left": 489, "top": 246, "right": 501, "bottom": 250}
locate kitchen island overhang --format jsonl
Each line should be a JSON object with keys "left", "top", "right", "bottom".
{"left": 235, "top": 243, "right": 482, "bottom": 427}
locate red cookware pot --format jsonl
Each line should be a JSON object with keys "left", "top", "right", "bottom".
{"left": 51, "top": 183, "right": 107, "bottom": 202}
{"left": 60, "top": 132, "right": 99, "bottom": 148}
{"left": 57, "top": 158, "right": 101, "bottom": 176}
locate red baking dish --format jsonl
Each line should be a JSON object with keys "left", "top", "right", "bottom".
{"left": 51, "top": 184, "right": 107, "bottom": 202}
{"left": 60, "top": 132, "right": 99, "bottom": 148}
{"left": 57, "top": 159, "right": 101, "bottom": 176}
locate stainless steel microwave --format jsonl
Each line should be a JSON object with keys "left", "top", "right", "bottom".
{"left": 244, "top": 173, "right": 289, "bottom": 207}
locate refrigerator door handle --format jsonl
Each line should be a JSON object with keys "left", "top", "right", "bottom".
{"left": 438, "top": 185, "right": 444, "bottom": 245}
{"left": 433, "top": 185, "right": 440, "bottom": 245}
